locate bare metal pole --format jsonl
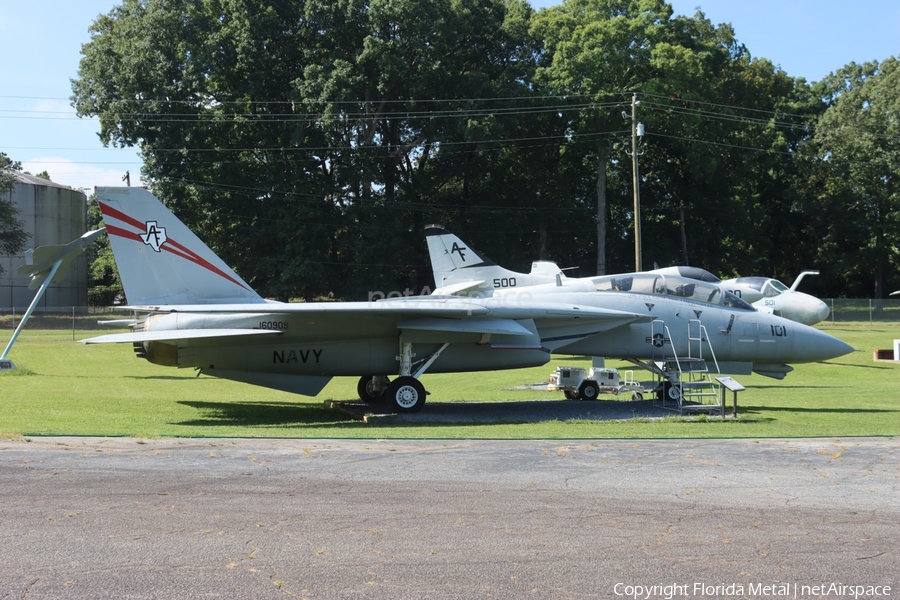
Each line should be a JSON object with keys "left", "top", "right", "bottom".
{"left": 631, "top": 93, "right": 642, "bottom": 271}
{"left": 1, "top": 260, "right": 62, "bottom": 360}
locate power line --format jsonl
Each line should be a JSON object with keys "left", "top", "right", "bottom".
{"left": 6, "top": 93, "right": 897, "bottom": 170}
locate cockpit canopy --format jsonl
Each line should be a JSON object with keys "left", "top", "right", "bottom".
{"left": 591, "top": 273, "right": 755, "bottom": 310}
{"left": 733, "top": 276, "right": 789, "bottom": 298}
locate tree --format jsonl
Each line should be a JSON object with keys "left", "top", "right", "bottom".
{"left": 73, "top": 0, "right": 339, "bottom": 300}
{"left": 532, "top": 3, "right": 827, "bottom": 281}
{"left": 72, "top": 0, "right": 537, "bottom": 299}
{"left": 69, "top": 0, "right": 890, "bottom": 299}
{"left": 0, "top": 152, "right": 30, "bottom": 277}
{"left": 530, "top": 0, "right": 734, "bottom": 275}
{"left": 807, "top": 58, "right": 900, "bottom": 298}
{"left": 85, "top": 193, "right": 124, "bottom": 305}
{"left": 635, "top": 16, "right": 824, "bottom": 280}
{"left": 294, "top": 0, "right": 548, "bottom": 296}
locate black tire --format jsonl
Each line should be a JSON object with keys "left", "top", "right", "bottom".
{"left": 563, "top": 390, "right": 580, "bottom": 400}
{"left": 357, "top": 375, "right": 389, "bottom": 404}
{"left": 385, "top": 376, "right": 427, "bottom": 413}
{"left": 579, "top": 380, "right": 600, "bottom": 401}
{"left": 664, "top": 381, "right": 681, "bottom": 401}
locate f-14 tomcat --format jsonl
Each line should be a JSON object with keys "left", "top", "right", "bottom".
{"left": 82, "top": 188, "right": 852, "bottom": 414}
{"left": 85, "top": 187, "right": 649, "bottom": 413}
{"left": 425, "top": 227, "right": 852, "bottom": 381}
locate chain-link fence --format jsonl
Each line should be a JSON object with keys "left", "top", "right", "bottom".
{"left": 824, "top": 299, "right": 900, "bottom": 323}
{"left": 1, "top": 306, "right": 140, "bottom": 335}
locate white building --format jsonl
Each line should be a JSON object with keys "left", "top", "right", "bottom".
{"left": 1, "top": 173, "right": 89, "bottom": 308}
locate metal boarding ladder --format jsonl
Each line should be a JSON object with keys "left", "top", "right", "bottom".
{"left": 652, "top": 319, "right": 724, "bottom": 414}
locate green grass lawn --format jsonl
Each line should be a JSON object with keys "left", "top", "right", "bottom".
{"left": 1, "top": 323, "right": 898, "bottom": 439}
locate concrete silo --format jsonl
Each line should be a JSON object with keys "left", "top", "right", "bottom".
{"left": 1, "top": 173, "right": 89, "bottom": 308}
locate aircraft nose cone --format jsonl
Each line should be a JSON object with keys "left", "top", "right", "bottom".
{"left": 805, "top": 328, "right": 854, "bottom": 362}
{"left": 814, "top": 301, "right": 830, "bottom": 324}
{"left": 788, "top": 293, "right": 830, "bottom": 325}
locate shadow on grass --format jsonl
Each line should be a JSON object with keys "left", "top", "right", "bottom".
{"left": 175, "top": 400, "right": 361, "bottom": 428}
{"left": 740, "top": 405, "right": 899, "bottom": 415}
{"left": 125, "top": 375, "right": 201, "bottom": 381}
{"left": 749, "top": 384, "right": 858, "bottom": 390}
{"left": 174, "top": 398, "right": 708, "bottom": 429}
{"left": 822, "top": 361, "right": 898, "bottom": 370}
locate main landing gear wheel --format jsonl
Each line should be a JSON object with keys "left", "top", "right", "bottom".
{"left": 385, "top": 376, "right": 427, "bottom": 413}
{"left": 658, "top": 381, "right": 681, "bottom": 401}
{"left": 579, "top": 380, "right": 600, "bottom": 401}
{"left": 357, "top": 375, "right": 389, "bottom": 404}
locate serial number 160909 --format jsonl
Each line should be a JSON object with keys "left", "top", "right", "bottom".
{"left": 258, "top": 321, "right": 289, "bottom": 330}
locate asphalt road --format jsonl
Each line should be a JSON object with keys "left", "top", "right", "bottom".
{"left": 1, "top": 436, "right": 897, "bottom": 599}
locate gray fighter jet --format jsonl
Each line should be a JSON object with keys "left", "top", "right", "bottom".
{"left": 81, "top": 191, "right": 852, "bottom": 414}
{"left": 83, "top": 188, "right": 651, "bottom": 412}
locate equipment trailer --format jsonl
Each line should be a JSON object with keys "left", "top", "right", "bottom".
{"left": 547, "top": 366, "right": 646, "bottom": 401}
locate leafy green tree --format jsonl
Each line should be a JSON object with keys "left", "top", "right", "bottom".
{"left": 636, "top": 17, "right": 824, "bottom": 280}
{"left": 530, "top": 0, "right": 729, "bottom": 275}
{"left": 296, "top": 0, "right": 547, "bottom": 296}
{"left": 532, "top": 3, "right": 827, "bottom": 281}
{"left": 72, "top": 0, "right": 539, "bottom": 299}
{"left": 85, "top": 193, "right": 124, "bottom": 305}
{"left": 69, "top": 0, "right": 891, "bottom": 300}
{"left": 0, "top": 152, "right": 30, "bottom": 277}
{"left": 73, "top": 0, "right": 338, "bottom": 300}
{"left": 807, "top": 58, "right": 900, "bottom": 298}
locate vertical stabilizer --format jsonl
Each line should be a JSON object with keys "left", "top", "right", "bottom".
{"left": 424, "top": 226, "right": 562, "bottom": 295}
{"left": 425, "top": 226, "right": 496, "bottom": 289}
{"left": 96, "top": 187, "right": 266, "bottom": 305}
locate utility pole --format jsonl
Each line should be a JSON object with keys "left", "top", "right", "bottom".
{"left": 630, "top": 93, "right": 644, "bottom": 271}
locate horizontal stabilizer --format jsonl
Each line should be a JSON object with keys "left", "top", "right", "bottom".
{"left": 82, "top": 329, "right": 281, "bottom": 344}
{"left": 97, "top": 319, "right": 137, "bottom": 328}
{"left": 431, "top": 280, "right": 487, "bottom": 296}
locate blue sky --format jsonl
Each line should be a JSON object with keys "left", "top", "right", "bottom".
{"left": 2, "top": 0, "right": 898, "bottom": 191}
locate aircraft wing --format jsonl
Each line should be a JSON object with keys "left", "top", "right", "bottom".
{"left": 116, "top": 297, "right": 648, "bottom": 320}
{"left": 118, "top": 298, "right": 493, "bottom": 316}
{"left": 82, "top": 299, "right": 650, "bottom": 347}
{"left": 18, "top": 228, "right": 106, "bottom": 289}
